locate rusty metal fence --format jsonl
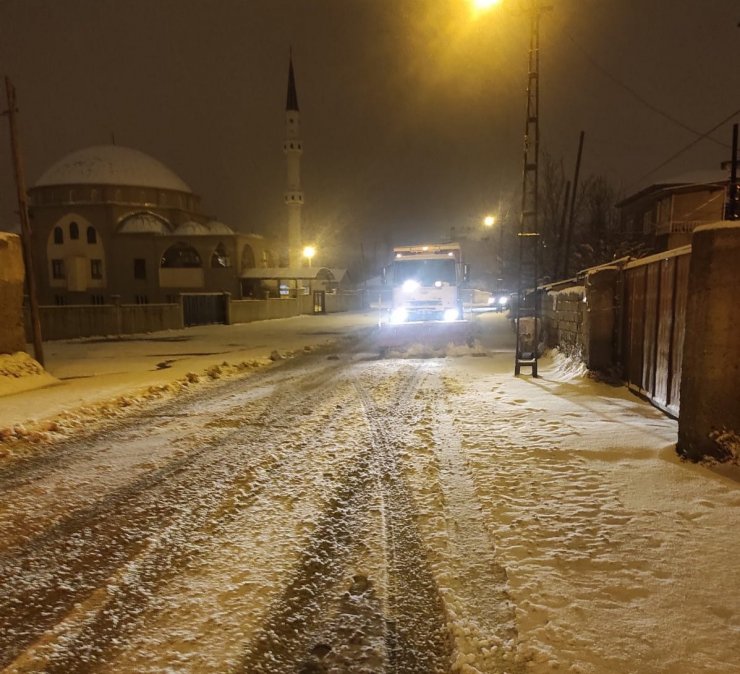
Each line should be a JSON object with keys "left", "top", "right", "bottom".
{"left": 620, "top": 246, "right": 691, "bottom": 417}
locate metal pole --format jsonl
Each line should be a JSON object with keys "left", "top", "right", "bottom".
{"left": 515, "top": 1, "right": 551, "bottom": 377}
{"left": 4, "top": 77, "right": 44, "bottom": 366}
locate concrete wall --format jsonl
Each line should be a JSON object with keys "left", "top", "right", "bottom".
{"left": 26, "top": 303, "right": 184, "bottom": 341}
{"left": 583, "top": 268, "right": 619, "bottom": 372}
{"left": 228, "top": 292, "right": 363, "bottom": 325}
{"left": 0, "top": 233, "right": 26, "bottom": 354}
{"left": 677, "top": 223, "right": 740, "bottom": 461}
{"left": 229, "top": 296, "right": 312, "bottom": 324}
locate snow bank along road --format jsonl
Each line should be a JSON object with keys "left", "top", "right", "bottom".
{"left": 0, "top": 314, "right": 738, "bottom": 673}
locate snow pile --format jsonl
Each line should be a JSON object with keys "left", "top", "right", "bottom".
{"left": 0, "top": 352, "right": 58, "bottom": 398}
{"left": 543, "top": 348, "right": 589, "bottom": 381}
{"left": 708, "top": 428, "right": 740, "bottom": 464}
{"left": 0, "top": 357, "right": 269, "bottom": 453}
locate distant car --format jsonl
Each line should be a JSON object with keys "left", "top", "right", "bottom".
{"left": 487, "top": 290, "right": 513, "bottom": 312}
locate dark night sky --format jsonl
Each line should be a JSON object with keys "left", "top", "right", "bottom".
{"left": 0, "top": 0, "right": 738, "bottom": 265}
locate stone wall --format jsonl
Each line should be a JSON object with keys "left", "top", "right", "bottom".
{"left": 677, "top": 222, "right": 740, "bottom": 461}
{"left": 541, "top": 286, "right": 585, "bottom": 356}
{"left": 0, "top": 233, "right": 26, "bottom": 354}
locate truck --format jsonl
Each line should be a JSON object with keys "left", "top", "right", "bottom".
{"left": 383, "top": 242, "right": 469, "bottom": 324}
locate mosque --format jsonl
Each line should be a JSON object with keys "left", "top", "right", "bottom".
{"left": 27, "top": 55, "right": 341, "bottom": 307}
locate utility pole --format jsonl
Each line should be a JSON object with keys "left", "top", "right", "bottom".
{"left": 4, "top": 77, "right": 44, "bottom": 366}
{"left": 727, "top": 123, "right": 738, "bottom": 220}
{"left": 514, "top": 0, "right": 552, "bottom": 377}
{"left": 562, "top": 130, "right": 584, "bottom": 279}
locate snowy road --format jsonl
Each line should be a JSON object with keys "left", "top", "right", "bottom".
{"left": 0, "top": 314, "right": 738, "bottom": 673}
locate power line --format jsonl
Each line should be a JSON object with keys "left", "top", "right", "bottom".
{"left": 629, "top": 107, "right": 740, "bottom": 189}
{"left": 565, "top": 28, "right": 730, "bottom": 150}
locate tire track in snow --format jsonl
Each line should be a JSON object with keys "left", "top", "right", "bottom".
{"left": 239, "top": 362, "right": 451, "bottom": 674}
{"left": 0, "top": 355, "right": 360, "bottom": 670}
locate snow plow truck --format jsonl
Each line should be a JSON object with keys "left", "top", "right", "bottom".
{"left": 375, "top": 242, "right": 474, "bottom": 350}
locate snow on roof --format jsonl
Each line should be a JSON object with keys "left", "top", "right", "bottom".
{"left": 618, "top": 168, "right": 730, "bottom": 207}
{"left": 206, "top": 221, "right": 234, "bottom": 235}
{"left": 118, "top": 212, "right": 172, "bottom": 235}
{"left": 173, "top": 221, "right": 210, "bottom": 236}
{"left": 34, "top": 145, "right": 192, "bottom": 193}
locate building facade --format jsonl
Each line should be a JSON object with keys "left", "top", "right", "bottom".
{"left": 616, "top": 169, "right": 731, "bottom": 251}
{"left": 28, "top": 145, "right": 279, "bottom": 305}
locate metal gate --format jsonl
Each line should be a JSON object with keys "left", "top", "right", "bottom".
{"left": 182, "top": 293, "right": 228, "bottom": 327}
{"left": 621, "top": 247, "right": 690, "bottom": 417}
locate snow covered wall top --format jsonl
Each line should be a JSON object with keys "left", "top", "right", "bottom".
{"left": 34, "top": 145, "right": 192, "bottom": 193}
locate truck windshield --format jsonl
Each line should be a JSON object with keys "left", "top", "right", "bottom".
{"left": 393, "top": 259, "right": 456, "bottom": 286}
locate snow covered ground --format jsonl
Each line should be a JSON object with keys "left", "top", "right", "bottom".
{"left": 0, "top": 311, "right": 378, "bottom": 445}
{"left": 0, "top": 311, "right": 738, "bottom": 673}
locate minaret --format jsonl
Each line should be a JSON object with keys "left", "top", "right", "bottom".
{"left": 283, "top": 52, "right": 303, "bottom": 267}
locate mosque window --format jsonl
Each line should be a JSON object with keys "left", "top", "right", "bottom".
{"left": 241, "top": 243, "right": 256, "bottom": 269}
{"left": 53, "top": 227, "right": 64, "bottom": 244}
{"left": 91, "top": 294, "right": 105, "bottom": 305}
{"left": 87, "top": 226, "right": 97, "bottom": 244}
{"left": 135, "top": 295, "right": 149, "bottom": 305}
{"left": 51, "top": 259, "right": 65, "bottom": 279}
{"left": 211, "top": 243, "right": 231, "bottom": 268}
{"left": 134, "top": 258, "right": 147, "bottom": 279}
{"left": 161, "top": 243, "right": 202, "bottom": 268}
{"left": 69, "top": 222, "right": 79, "bottom": 240}
{"left": 90, "top": 259, "right": 103, "bottom": 279}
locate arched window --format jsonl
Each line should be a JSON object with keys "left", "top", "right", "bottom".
{"left": 53, "top": 227, "right": 63, "bottom": 244}
{"left": 210, "top": 243, "right": 231, "bottom": 268}
{"left": 262, "top": 249, "right": 276, "bottom": 267}
{"left": 241, "top": 244, "right": 256, "bottom": 269}
{"left": 69, "top": 221, "right": 79, "bottom": 240}
{"left": 160, "top": 242, "right": 202, "bottom": 268}
{"left": 86, "top": 226, "right": 97, "bottom": 244}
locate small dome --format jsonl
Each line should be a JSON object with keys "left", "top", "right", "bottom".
{"left": 35, "top": 145, "right": 192, "bottom": 193}
{"left": 173, "top": 221, "right": 210, "bottom": 235}
{"left": 118, "top": 212, "right": 171, "bottom": 235}
{"left": 206, "top": 220, "right": 234, "bottom": 234}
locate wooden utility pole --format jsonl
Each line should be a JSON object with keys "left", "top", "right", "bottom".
{"left": 4, "top": 77, "right": 44, "bottom": 366}
{"left": 728, "top": 123, "right": 738, "bottom": 220}
{"left": 562, "top": 130, "right": 585, "bottom": 279}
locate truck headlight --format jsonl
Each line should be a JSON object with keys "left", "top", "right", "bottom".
{"left": 402, "top": 279, "right": 420, "bottom": 293}
{"left": 499, "top": 296, "right": 508, "bottom": 305}
{"left": 390, "top": 307, "right": 408, "bottom": 324}
{"left": 443, "top": 308, "right": 459, "bottom": 322}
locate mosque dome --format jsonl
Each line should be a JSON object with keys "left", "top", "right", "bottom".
{"left": 118, "top": 212, "right": 172, "bottom": 235}
{"left": 206, "top": 220, "right": 234, "bottom": 235}
{"left": 35, "top": 145, "right": 192, "bottom": 193}
{"left": 173, "top": 221, "right": 211, "bottom": 236}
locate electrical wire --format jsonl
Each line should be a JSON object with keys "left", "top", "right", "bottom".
{"left": 564, "top": 28, "right": 730, "bottom": 151}
{"left": 630, "top": 107, "right": 740, "bottom": 189}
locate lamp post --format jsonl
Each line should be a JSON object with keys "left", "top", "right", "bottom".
{"left": 469, "top": 0, "right": 551, "bottom": 376}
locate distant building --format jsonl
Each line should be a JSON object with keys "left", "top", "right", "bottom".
{"left": 27, "top": 55, "right": 345, "bottom": 307}
{"left": 616, "top": 168, "right": 732, "bottom": 250}
{"left": 27, "top": 144, "right": 280, "bottom": 305}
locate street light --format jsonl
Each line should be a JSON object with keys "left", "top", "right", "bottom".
{"left": 483, "top": 214, "right": 495, "bottom": 227}
{"left": 472, "top": 0, "right": 502, "bottom": 10}
{"left": 302, "top": 245, "right": 316, "bottom": 267}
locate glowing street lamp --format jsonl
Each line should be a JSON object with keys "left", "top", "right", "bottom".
{"left": 483, "top": 215, "right": 495, "bottom": 227}
{"left": 472, "top": 0, "right": 502, "bottom": 9}
{"left": 302, "top": 245, "right": 316, "bottom": 267}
